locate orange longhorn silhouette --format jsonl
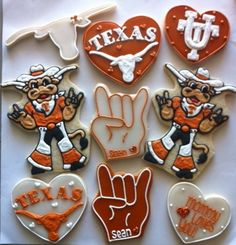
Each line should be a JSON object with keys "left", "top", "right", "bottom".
{"left": 16, "top": 201, "right": 83, "bottom": 241}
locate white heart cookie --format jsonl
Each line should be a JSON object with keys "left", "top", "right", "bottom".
{"left": 12, "top": 174, "right": 87, "bottom": 243}
{"left": 167, "top": 182, "right": 231, "bottom": 244}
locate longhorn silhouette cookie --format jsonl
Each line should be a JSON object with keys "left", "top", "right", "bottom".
{"left": 91, "top": 84, "right": 150, "bottom": 160}
{"left": 6, "top": 3, "right": 116, "bottom": 61}
{"left": 165, "top": 6, "right": 230, "bottom": 63}
{"left": 93, "top": 164, "right": 152, "bottom": 242}
{"left": 2, "top": 64, "right": 90, "bottom": 174}
{"left": 12, "top": 174, "right": 87, "bottom": 243}
{"left": 83, "top": 16, "right": 161, "bottom": 87}
{"left": 143, "top": 63, "right": 236, "bottom": 180}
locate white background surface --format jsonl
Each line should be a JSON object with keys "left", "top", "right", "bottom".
{"left": 1, "top": 0, "right": 236, "bottom": 244}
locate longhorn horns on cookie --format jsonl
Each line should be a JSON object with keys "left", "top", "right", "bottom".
{"left": 1, "top": 65, "right": 77, "bottom": 90}
{"left": 165, "top": 63, "right": 236, "bottom": 94}
{"left": 89, "top": 41, "right": 158, "bottom": 62}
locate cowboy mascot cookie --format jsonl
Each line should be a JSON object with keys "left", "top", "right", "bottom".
{"left": 144, "top": 63, "right": 236, "bottom": 179}
{"left": 2, "top": 64, "right": 90, "bottom": 174}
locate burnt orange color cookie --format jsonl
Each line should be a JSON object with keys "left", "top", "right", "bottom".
{"left": 165, "top": 6, "right": 229, "bottom": 63}
{"left": 83, "top": 16, "right": 161, "bottom": 87}
{"left": 92, "top": 164, "right": 152, "bottom": 242}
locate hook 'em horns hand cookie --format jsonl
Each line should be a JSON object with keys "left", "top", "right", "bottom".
{"left": 92, "top": 164, "right": 152, "bottom": 242}
{"left": 144, "top": 63, "right": 236, "bottom": 180}
{"left": 2, "top": 64, "right": 90, "bottom": 175}
{"left": 91, "top": 84, "right": 150, "bottom": 160}
{"left": 6, "top": 3, "right": 116, "bottom": 61}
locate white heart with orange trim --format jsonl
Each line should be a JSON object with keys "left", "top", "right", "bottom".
{"left": 167, "top": 182, "right": 231, "bottom": 244}
{"left": 12, "top": 174, "right": 87, "bottom": 243}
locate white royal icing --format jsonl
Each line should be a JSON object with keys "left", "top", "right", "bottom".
{"left": 11, "top": 174, "right": 87, "bottom": 243}
{"left": 91, "top": 84, "right": 150, "bottom": 160}
{"left": 167, "top": 182, "right": 231, "bottom": 244}
{"left": 89, "top": 41, "right": 158, "bottom": 83}
{"left": 6, "top": 3, "right": 117, "bottom": 61}
{"left": 177, "top": 10, "right": 220, "bottom": 61}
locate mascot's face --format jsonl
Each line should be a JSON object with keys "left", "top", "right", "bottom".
{"left": 181, "top": 80, "right": 214, "bottom": 106}
{"left": 23, "top": 76, "right": 60, "bottom": 103}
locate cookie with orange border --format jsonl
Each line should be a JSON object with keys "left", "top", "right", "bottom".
{"left": 83, "top": 16, "right": 161, "bottom": 87}
{"left": 165, "top": 5, "right": 229, "bottom": 63}
{"left": 92, "top": 164, "right": 152, "bottom": 242}
{"left": 91, "top": 84, "right": 150, "bottom": 160}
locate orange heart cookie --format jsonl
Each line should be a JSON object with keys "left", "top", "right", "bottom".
{"left": 165, "top": 6, "right": 229, "bottom": 63}
{"left": 83, "top": 16, "right": 161, "bottom": 87}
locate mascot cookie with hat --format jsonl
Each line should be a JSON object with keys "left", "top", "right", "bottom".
{"left": 144, "top": 63, "right": 236, "bottom": 180}
{"left": 2, "top": 64, "right": 90, "bottom": 175}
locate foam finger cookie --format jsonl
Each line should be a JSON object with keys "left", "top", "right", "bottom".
{"left": 2, "top": 64, "right": 90, "bottom": 175}
{"left": 143, "top": 63, "right": 236, "bottom": 179}
{"left": 92, "top": 84, "right": 150, "bottom": 160}
{"left": 168, "top": 182, "right": 231, "bottom": 243}
{"left": 93, "top": 164, "right": 152, "bottom": 242}
{"left": 12, "top": 174, "right": 87, "bottom": 243}
{"left": 83, "top": 16, "right": 161, "bottom": 87}
{"left": 165, "top": 6, "right": 229, "bottom": 63}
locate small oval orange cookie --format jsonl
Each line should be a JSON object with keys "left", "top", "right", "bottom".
{"left": 165, "top": 5, "right": 229, "bottom": 63}
{"left": 83, "top": 16, "right": 161, "bottom": 87}
{"left": 92, "top": 164, "right": 152, "bottom": 242}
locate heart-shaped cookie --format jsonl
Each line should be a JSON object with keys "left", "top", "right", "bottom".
{"left": 12, "top": 174, "right": 87, "bottom": 243}
{"left": 165, "top": 6, "right": 229, "bottom": 63}
{"left": 168, "top": 182, "right": 231, "bottom": 244}
{"left": 83, "top": 16, "right": 161, "bottom": 87}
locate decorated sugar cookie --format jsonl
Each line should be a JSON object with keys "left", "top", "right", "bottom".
{"left": 92, "top": 84, "right": 150, "bottom": 160}
{"left": 6, "top": 3, "right": 116, "bottom": 61}
{"left": 144, "top": 63, "right": 236, "bottom": 179}
{"left": 168, "top": 182, "right": 231, "bottom": 243}
{"left": 2, "top": 64, "right": 90, "bottom": 174}
{"left": 83, "top": 16, "right": 161, "bottom": 87}
{"left": 165, "top": 6, "right": 229, "bottom": 63}
{"left": 12, "top": 174, "right": 87, "bottom": 243}
{"left": 93, "top": 164, "right": 152, "bottom": 242}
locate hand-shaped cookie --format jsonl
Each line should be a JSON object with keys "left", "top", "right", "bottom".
{"left": 91, "top": 85, "right": 150, "bottom": 160}
{"left": 92, "top": 164, "right": 152, "bottom": 242}
{"left": 65, "top": 88, "right": 84, "bottom": 108}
